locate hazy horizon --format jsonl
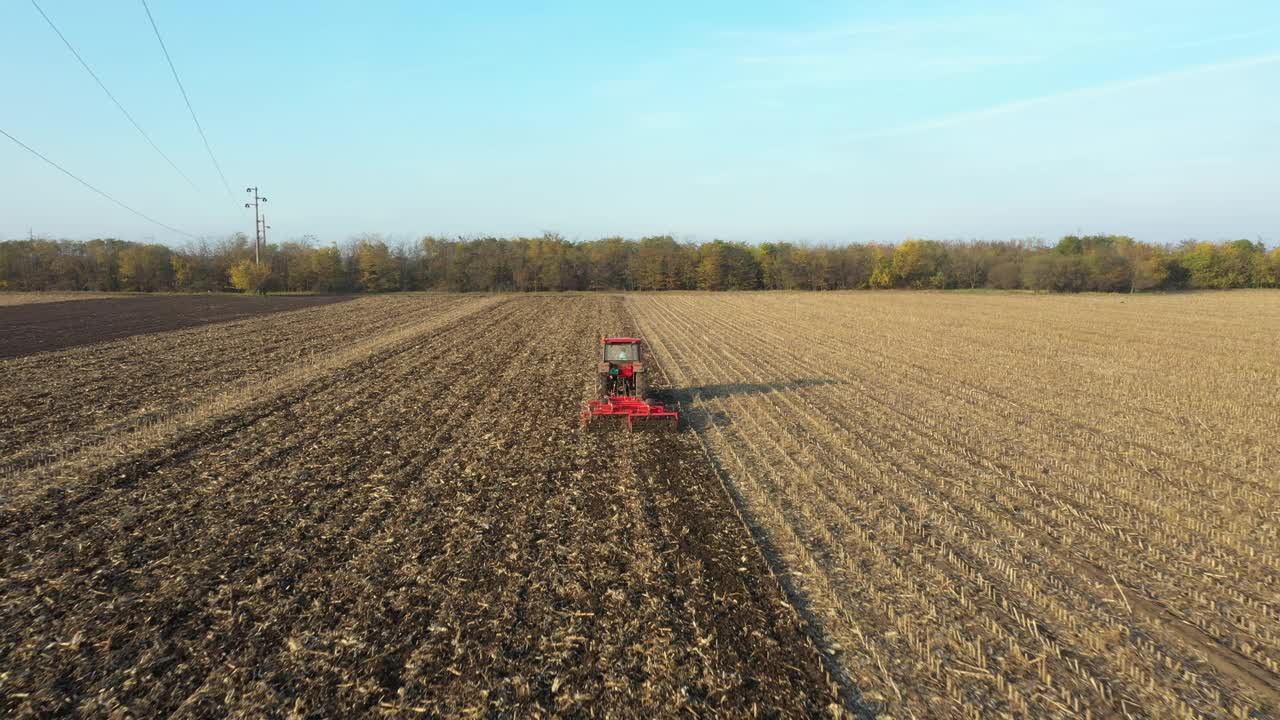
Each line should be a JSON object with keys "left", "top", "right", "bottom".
{"left": 3, "top": 1, "right": 1277, "bottom": 247}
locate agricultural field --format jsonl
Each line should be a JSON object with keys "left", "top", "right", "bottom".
{"left": 0, "top": 294, "right": 835, "bottom": 718}
{"left": 1, "top": 290, "right": 1277, "bottom": 718}
{"left": 631, "top": 290, "right": 1280, "bottom": 719}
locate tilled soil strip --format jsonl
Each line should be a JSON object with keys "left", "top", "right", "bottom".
{"left": 0, "top": 295, "right": 353, "bottom": 359}
{"left": 0, "top": 297, "right": 502, "bottom": 488}
{"left": 0, "top": 295, "right": 838, "bottom": 718}
{"left": 0, "top": 294, "right": 484, "bottom": 472}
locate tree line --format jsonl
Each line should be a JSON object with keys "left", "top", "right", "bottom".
{"left": 1, "top": 232, "right": 1277, "bottom": 294}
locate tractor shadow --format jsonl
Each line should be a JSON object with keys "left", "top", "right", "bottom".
{"left": 652, "top": 378, "right": 842, "bottom": 431}
{"left": 647, "top": 374, "right": 877, "bottom": 717}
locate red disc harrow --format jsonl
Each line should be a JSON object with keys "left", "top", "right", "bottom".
{"left": 581, "top": 396, "right": 679, "bottom": 432}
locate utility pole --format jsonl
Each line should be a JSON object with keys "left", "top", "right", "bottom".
{"left": 260, "top": 214, "right": 270, "bottom": 248}
{"left": 244, "top": 186, "right": 267, "bottom": 265}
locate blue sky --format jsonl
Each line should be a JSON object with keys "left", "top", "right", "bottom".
{"left": 2, "top": 1, "right": 1277, "bottom": 247}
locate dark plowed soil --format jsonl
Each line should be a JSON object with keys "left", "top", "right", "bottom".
{"left": 0, "top": 296, "right": 837, "bottom": 718}
{"left": 0, "top": 295, "right": 351, "bottom": 358}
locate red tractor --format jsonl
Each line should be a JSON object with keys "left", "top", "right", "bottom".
{"left": 581, "top": 336, "right": 679, "bottom": 432}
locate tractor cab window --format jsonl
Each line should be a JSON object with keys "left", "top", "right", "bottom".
{"left": 604, "top": 344, "right": 637, "bottom": 363}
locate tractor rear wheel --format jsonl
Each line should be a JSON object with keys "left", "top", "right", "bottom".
{"left": 636, "top": 373, "right": 647, "bottom": 399}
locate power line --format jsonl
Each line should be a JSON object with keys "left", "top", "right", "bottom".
{"left": 139, "top": 0, "right": 233, "bottom": 199}
{"left": 1, "top": 127, "right": 197, "bottom": 240}
{"left": 30, "top": 0, "right": 200, "bottom": 193}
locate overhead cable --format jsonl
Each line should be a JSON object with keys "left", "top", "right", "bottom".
{"left": 140, "top": 0, "right": 234, "bottom": 199}
{"left": 1, "top": 127, "right": 198, "bottom": 240}
{"left": 30, "top": 0, "right": 201, "bottom": 193}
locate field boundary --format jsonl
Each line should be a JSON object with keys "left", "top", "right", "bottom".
{"left": 625, "top": 296, "right": 870, "bottom": 718}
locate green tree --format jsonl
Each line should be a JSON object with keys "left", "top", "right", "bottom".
{"left": 311, "top": 246, "right": 345, "bottom": 291}
{"left": 1115, "top": 238, "right": 1169, "bottom": 292}
{"left": 1083, "top": 251, "right": 1131, "bottom": 292}
{"left": 228, "top": 259, "right": 273, "bottom": 294}
{"left": 837, "top": 245, "right": 878, "bottom": 289}
{"left": 1023, "top": 254, "right": 1088, "bottom": 292}
{"left": 987, "top": 261, "right": 1022, "bottom": 289}
{"left": 950, "top": 243, "right": 988, "bottom": 289}
{"left": 1170, "top": 240, "right": 1268, "bottom": 289}
{"left": 696, "top": 240, "right": 759, "bottom": 290}
{"left": 530, "top": 233, "right": 572, "bottom": 291}
{"left": 117, "top": 243, "right": 174, "bottom": 291}
{"left": 277, "top": 240, "right": 319, "bottom": 292}
{"left": 355, "top": 236, "right": 399, "bottom": 292}
{"left": 83, "top": 239, "right": 123, "bottom": 290}
{"left": 581, "top": 236, "right": 631, "bottom": 290}
{"left": 420, "top": 236, "right": 462, "bottom": 291}
{"left": 630, "top": 235, "right": 685, "bottom": 290}
{"left": 1220, "top": 239, "right": 1266, "bottom": 287}
{"left": 1, "top": 233, "right": 1271, "bottom": 295}
{"left": 171, "top": 254, "right": 194, "bottom": 290}
{"left": 891, "top": 240, "right": 949, "bottom": 288}
{"left": 696, "top": 243, "right": 724, "bottom": 290}
{"left": 755, "top": 242, "right": 789, "bottom": 289}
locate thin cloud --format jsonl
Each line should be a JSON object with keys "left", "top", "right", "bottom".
{"left": 735, "top": 52, "right": 1040, "bottom": 73}
{"left": 1168, "top": 27, "right": 1278, "bottom": 50}
{"left": 842, "top": 52, "right": 1280, "bottom": 143}
{"left": 721, "top": 12, "right": 1085, "bottom": 90}
{"left": 718, "top": 13, "right": 1010, "bottom": 45}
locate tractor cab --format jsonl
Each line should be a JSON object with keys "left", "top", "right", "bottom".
{"left": 598, "top": 337, "right": 644, "bottom": 398}
{"left": 602, "top": 337, "right": 641, "bottom": 366}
